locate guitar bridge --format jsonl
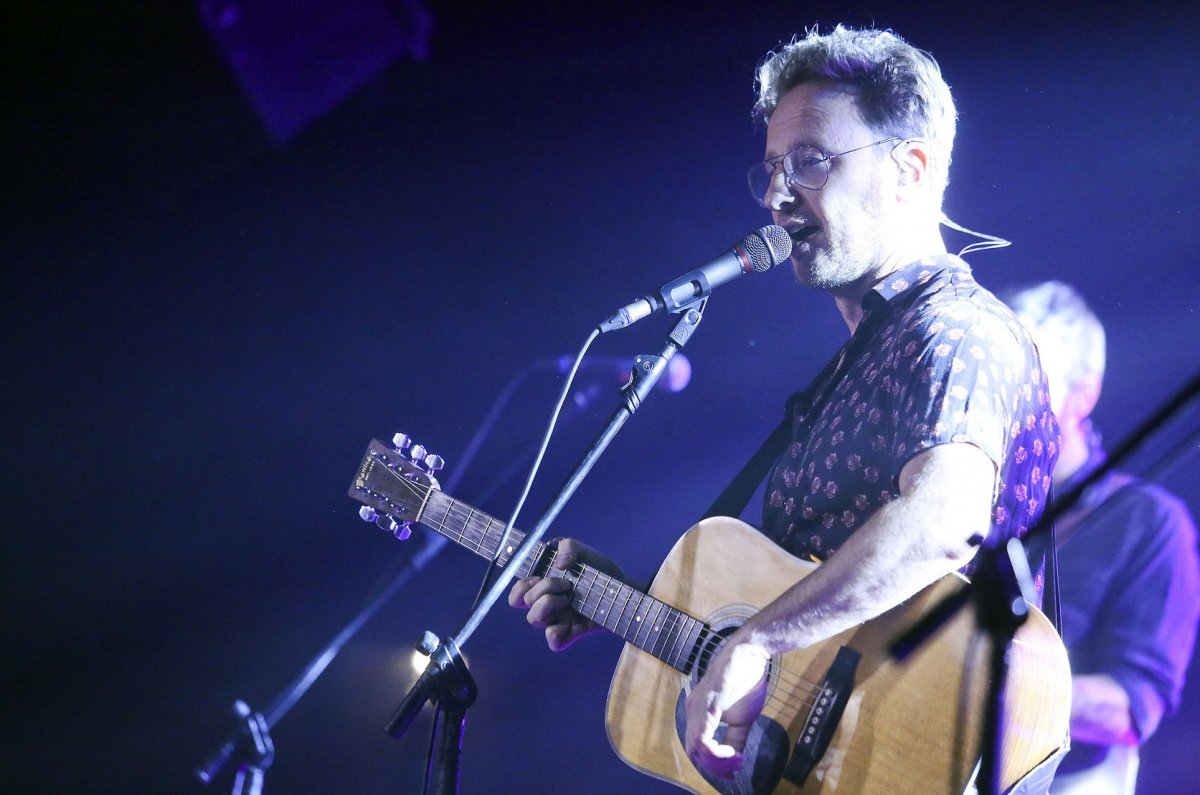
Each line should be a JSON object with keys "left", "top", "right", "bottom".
{"left": 782, "top": 645, "right": 861, "bottom": 787}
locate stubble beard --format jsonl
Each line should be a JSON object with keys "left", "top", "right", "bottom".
{"left": 791, "top": 236, "right": 868, "bottom": 291}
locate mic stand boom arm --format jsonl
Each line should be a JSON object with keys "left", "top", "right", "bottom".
{"left": 383, "top": 300, "right": 707, "bottom": 794}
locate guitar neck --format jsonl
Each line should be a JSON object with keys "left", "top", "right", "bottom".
{"left": 419, "top": 491, "right": 708, "bottom": 673}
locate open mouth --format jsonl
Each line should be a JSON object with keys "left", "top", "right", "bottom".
{"left": 789, "top": 225, "right": 821, "bottom": 244}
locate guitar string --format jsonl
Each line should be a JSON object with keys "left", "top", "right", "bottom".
{"left": 408, "top": 489, "right": 830, "bottom": 710}
{"left": 553, "top": 548, "right": 829, "bottom": 710}
{"left": 370, "top": 465, "right": 829, "bottom": 705}
{"left": 414, "top": 488, "right": 819, "bottom": 699}
{"left": 368, "top": 465, "right": 999, "bottom": 782}
{"left": 366, "top": 467, "right": 719, "bottom": 672}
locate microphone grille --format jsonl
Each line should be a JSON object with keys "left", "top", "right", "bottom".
{"left": 743, "top": 224, "right": 794, "bottom": 273}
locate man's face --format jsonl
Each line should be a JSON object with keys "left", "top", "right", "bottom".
{"left": 764, "top": 83, "right": 900, "bottom": 290}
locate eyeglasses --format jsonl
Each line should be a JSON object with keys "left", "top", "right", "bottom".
{"left": 747, "top": 136, "right": 902, "bottom": 207}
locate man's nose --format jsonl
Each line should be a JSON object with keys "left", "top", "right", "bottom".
{"left": 764, "top": 169, "right": 797, "bottom": 211}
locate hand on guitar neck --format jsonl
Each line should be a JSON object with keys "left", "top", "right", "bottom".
{"left": 508, "top": 536, "right": 780, "bottom": 784}
{"left": 508, "top": 538, "right": 630, "bottom": 652}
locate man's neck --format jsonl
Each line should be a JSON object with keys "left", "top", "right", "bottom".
{"left": 832, "top": 232, "right": 948, "bottom": 334}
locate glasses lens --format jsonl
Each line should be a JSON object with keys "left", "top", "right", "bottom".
{"left": 747, "top": 161, "right": 774, "bottom": 207}
{"left": 747, "top": 146, "right": 829, "bottom": 207}
{"left": 785, "top": 147, "right": 829, "bottom": 191}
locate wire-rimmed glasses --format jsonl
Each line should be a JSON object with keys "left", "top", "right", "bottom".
{"left": 748, "top": 136, "right": 901, "bottom": 206}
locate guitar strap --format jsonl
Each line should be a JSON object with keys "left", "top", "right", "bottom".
{"left": 700, "top": 332, "right": 860, "bottom": 523}
{"left": 1043, "top": 485, "right": 1062, "bottom": 634}
{"left": 1037, "top": 477, "right": 1142, "bottom": 637}
{"left": 700, "top": 365, "right": 844, "bottom": 523}
{"left": 699, "top": 404, "right": 795, "bottom": 521}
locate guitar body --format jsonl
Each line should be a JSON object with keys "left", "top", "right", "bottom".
{"left": 606, "top": 517, "right": 1070, "bottom": 795}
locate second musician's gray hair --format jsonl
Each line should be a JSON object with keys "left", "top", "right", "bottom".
{"left": 1005, "top": 281, "right": 1107, "bottom": 389}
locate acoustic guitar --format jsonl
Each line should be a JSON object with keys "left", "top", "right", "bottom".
{"left": 350, "top": 438, "right": 1069, "bottom": 794}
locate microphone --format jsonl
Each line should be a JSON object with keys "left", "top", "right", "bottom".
{"left": 598, "top": 224, "right": 793, "bottom": 333}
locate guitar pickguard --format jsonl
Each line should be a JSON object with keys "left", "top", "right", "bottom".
{"left": 673, "top": 688, "right": 790, "bottom": 795}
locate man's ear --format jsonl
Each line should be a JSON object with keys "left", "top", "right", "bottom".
{"left": 893, "top": 139, "right": 930, "bottom": 197}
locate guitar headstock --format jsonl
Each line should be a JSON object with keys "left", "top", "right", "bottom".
{"left": 349, "top": 433, "right": 446, "bottom": 541}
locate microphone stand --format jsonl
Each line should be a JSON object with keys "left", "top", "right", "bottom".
{"left": 890, "top": 369, "right": 1200, "bottom": 795}
{"left": 193, "top": 360, "right": 553, "bottom": 791}
{"left": 384, "top": 299, "right": 708, "bottom": 795}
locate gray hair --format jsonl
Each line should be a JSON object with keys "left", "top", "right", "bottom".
{"left": 754, "top": 25, "right": 957, "bottom": 203}
{"left": 1004, "top": 281, "right": 1107, "bottom": 389}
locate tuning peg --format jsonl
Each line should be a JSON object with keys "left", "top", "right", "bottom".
{"left": 423, "top": 453, "right": 445, "bottom": 473}
{"left": 392, "top": 432, "right": 412, "bottom": 452}
{"left": 388, "top": 518, "right": 414, "bottom": 541}
{"left": 408, "top": 444, "right": 428, "bottom": 464}
{"left": 358, "top": 506, "right": 379, "bottom": 523}
{"left": 372, "top": 515, "right": 411, "bottom": 541}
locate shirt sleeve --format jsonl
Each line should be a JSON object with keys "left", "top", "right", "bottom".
{"left": 887, "top": 297, "right": 1033, "bottom": 471}
{"left": 1086, "top": 486, "right": 1200, "bottom": 741}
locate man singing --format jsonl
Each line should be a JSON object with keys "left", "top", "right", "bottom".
{"left": 511, "top": 25, "right": 1060, "bottom": 789}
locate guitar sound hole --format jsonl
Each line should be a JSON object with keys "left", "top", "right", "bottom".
{"left": 690, "top": 628, "right": 729, "bottom": 682}
{"left": 689, "top": 622, "right": 775, "bottom": 689}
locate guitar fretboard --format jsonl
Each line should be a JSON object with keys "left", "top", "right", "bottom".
{"left": 418, "top": 489, "right": 709, "bottom": 672}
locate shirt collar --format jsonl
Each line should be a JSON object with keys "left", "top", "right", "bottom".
{"left": 862, "top": 254, "right": 972, "bottom": 314}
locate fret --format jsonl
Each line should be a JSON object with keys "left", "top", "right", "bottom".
{"left": 664, "top": 611, "right": 682, "bottom": 670}
{"left": 607, "top": 579, "right": 629, "bottom": 635}
{"left": 626, "top": 591, "right": 646, "bottom": 642}
{"left": 635, "top": 593, "right": 657, "bottom": 650}
{"left": 470, "top": 512, "right": 497, "bottom": 557}
{"left": 459, "top": 505, "right": 481, "bottom": 551}
{"left": 683, "top": 617, "right": 707, "bottom": 673}
{"left": 460, "top": 503, "right": 491, "bottom": 555}
{"left": 666, "top": 612, "right": 694, "bottom": 672}
{"left": 634, "top": 594, "right": 654, "bottom": 653}
{"left": 585, "top": 570, "right": 613, "bottom": 626}
{"left": 471, "top": 511, "right": 497, "bottom": 556}
{"left": 613, "top": 580, "right": 636, "bottom": 640}
{"left": 648, "top": 599, "right": 668, "bottom": 660}
{"left": 424, "top": 495, "right": 461, "bottom": 545}
{"left": 590, "top": 573, "right": 621, "bottom": 627}
{"left": 578, "top": 568, "right": 600, "bottom": 622}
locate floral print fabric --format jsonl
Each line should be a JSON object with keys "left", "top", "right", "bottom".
{"left": 762, "top": 255, "right": 1059, "bottom": 562}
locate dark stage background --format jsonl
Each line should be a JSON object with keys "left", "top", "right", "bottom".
{"left": 5, "top": 2, "right": 1199, "bottom": 793}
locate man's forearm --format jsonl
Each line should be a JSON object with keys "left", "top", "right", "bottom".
{"left": 741, "top": 443, "right": 991, "bottom": 654}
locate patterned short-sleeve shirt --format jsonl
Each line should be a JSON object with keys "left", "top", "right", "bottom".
{"left": 762, "top": 255, "right": 1059, "bottom": 562}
